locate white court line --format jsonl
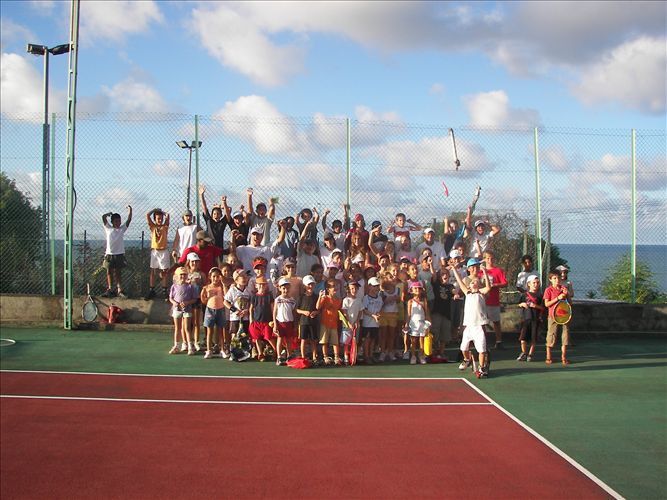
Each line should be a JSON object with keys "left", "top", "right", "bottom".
{"left": 0, "top": 369, "right": 463, "bottom": 381}
{"left": 462, "top": 379, "right": 625, "bottom": 500}
{"left": 621, "top": 352, "right": 667, "bottom": 357}
{"left": 0, "top": 394, "right": 491, "bottom": 407}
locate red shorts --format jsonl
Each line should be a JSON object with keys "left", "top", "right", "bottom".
{"left": 275, "top": 321, "right": 296, "bottom": 339}
{"left": 249, "top": 321, "right": 272, "bottom": 342}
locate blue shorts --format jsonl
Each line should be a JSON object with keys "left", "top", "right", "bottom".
{"left": 203, "top": 307, "right": 226, "bottom": 328}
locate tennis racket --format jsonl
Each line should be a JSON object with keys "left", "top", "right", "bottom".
{"left": 82, "top": 283, "right": 98, "bottom": 322}
{"left": 553, "top": 300, "right": 572, "bottom": 325}
{"left": 338, "top": 310, "right": 351, "bottom": 329}
{"left": 449, "top": 128, "right": 461, "bottom": 170}
{"left": 350, "top": 325, "right": 358, "bottom": 366}
{"left": 470, "top": 185, "right": 481, "bottom": 214}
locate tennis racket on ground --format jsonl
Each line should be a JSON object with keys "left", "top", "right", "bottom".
{"left": 449, "top": 128, "right": 461, "bottom": 170}
{"left": 553, "top": 300, "right": 572, "bottom": 325}
{"left": 82, "top": 283, "right": 98, "bottom": 322}
{"left": 350, "top": 325, "right": 358, "bottom": 366}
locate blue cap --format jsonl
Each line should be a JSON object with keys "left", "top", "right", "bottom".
{"left": 467, "top": 258, "right": 482, "bottom": 267}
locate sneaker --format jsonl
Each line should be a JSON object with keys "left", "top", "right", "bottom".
{"left": 458, "top": 359, "right": 471, "bottom": 371}
{"left": 378, "top": 352, "right": 386, "bottom": 362}
{"left": 479, "top": 367, "right": 489, "bottom": 378}
{"left": 335, "top": 357, "right": 343, "bottom": 366}
{"left": 344, "top": 356, "right": 350, "bottom": 366}
{"left": 402, "top": 351, "right": 410, "bottom": 360}
{"left": 116, "top": 291, "right": 127, "bottom": 299}
{"left": 168, "top": 345, "right": 179, "bottom": 354}
{"left": 494, "top": 341, "right": 504, "bottom": 350}
{"left": 526, "top": 355, "right": 533, "bottom": 362}
{"left": 239, "top": 351, "right": 251, "bottom": 362}
{"left": 180, "top": 342, "right": 188, "bottom": 352}
{"left": 187, "top": 348, "right": 195, "bottom": 356}
{"left": 144, "top": 289, "right": 156, "bottom": 301}
{"left": 517, "top": 353, "right": 527, "bottom": 362}
{"left": 204, "top": 351, "right": 212, "bottom": 359}
{"left": 410, "top": 355, "right": 417, "bottom": 365}
{"left": 419, "top": 355, "right": 427, "bottom": 365}
{"left": 221, "top": 349, "right": 230, "bottom": 359}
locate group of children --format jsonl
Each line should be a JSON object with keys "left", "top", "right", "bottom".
{"left": 99, "top": 187, "right": 573, "bottom": 372}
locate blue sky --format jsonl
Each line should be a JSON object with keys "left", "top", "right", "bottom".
{"left": 1, "top": 1, "right": 666, "bottom": 244}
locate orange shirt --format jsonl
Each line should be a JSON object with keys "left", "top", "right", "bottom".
{"left": 320, "top": 295, "right": 342, "bottom": 329}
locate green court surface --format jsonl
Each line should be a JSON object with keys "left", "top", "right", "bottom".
{"left": 1, "top": 327, "right": 665, "bottom": 499}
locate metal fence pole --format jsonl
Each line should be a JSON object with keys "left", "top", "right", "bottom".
{"left": 195, "top": 115, "right": 200, "bottom": 227}
{"left": 50, "top": 112, "right": 56, "bottom": 295}
{"left": 631, "top": 129, "right": 637, "bottom": 303}
{"left": 346, "top": 118, "right": 351, "bottom": 210}
{"left": 533, "top": 127, "right": 543, "bottom": 283}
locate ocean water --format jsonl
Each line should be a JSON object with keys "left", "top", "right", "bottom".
{"left": 556, "top": 244, "right": 667, "bottom": 297}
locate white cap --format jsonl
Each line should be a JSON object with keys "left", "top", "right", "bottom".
{"left": 186, "top": 252, "right": 200, "bottom": 261}
{"left": 555, "top": 265, "right": 568, "bottom": 272}
{"left": 278, "top": 277, "right": 291, "bottom": 287}
{"left": 423, "top": 227, "right": 435, "bottom": 234}
{"left": 302, "top": 275, "right": 316, "bottom": 286}
{"left": 367, "top": 277, "right": 380, "bottom": 287}
{"left": 449, "top": 249, "right": 462, "bottom": 258}
{"left": 526, "top": 274, "right": 539, "bottom": 283}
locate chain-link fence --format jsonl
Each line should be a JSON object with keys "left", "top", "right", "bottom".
{"left": 1, "top": 112, "right": 665, "bottom": 301}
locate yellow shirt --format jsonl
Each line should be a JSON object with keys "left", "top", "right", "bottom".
{"left": 149, "top": 221, "right": 169, "bottom": 250}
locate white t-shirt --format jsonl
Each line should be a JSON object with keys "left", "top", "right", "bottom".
{"left": 104, "top": 224, "right": 128, "bottom": 255}
{"left": 470, "top": 232, "right": 494, "bottom": 257}
{"left": 236, "top": 242, "right": 278, "bottom": 272}
{"left": 176, "top": 225, "right": 198, "bottom": 257}
{"left": 362, "top": 294, "right": 383, "bottom": 328}
{"left": 463, "top": 292, "right": 489, "bottom": 327}
{"left": 416, "top": 240, "right": 446, "bottom": 271}
{"left": 225, "top": 285, "right": 251, "bottom": 322}
{"left": 342, "top": 295, "right": 364, "bottom": 326}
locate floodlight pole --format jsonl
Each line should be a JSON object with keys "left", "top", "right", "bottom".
{"left": 177, "top": 140, "right": 203, "bottom": 212}
{"left": 27, "top": 41, "right": 70, "bottom": 294}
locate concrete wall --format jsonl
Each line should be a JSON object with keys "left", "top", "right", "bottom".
{"left": 1, "top": 294, "right": 666, "bottom": 334}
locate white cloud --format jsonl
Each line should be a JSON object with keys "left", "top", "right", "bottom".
{"left": 152, "top": 160, "right": 184, "bottom": 177}
{"left": 366, "top": 134, "right": 493, "bottom": 178}
{"left": 189, "top": 4, "right": 305, "bottom": 87}
{"left": 214, "top": 95, "right": 308, "bottom": 154}
{"left": 572, "top": 36, "right": 666, "bottom": 114}
{"left": 0, "top": 52, "right": 61, "bottom": 120}
{"left": 573, "top": 153, "right": 667, "bottom": 192}
{"left": 465, "top": 90, "right": 541, "bottom": 128}
{"left": 1, "top": 18, "right": 36, "bottom": 49}
{"left": 102, "top": 77, "right": 170, "bottom": 113}
{"left": 542, "top": 145, "right": 570, "bottom": 172}
{"left": 80, "top": 0, "right": 164, "bottom": 45}
{"left": 429, "top": 83, "right": 445, "bottom": 95}
{"left": 251, "top": 163, "right": 343, "bottom": 190}
{"left": 28, "top": 1, "right": 55, "bottom": 15}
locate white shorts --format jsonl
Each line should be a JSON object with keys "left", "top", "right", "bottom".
{"left": 486, "top": 305, "right": 501, "bottom": 323}
{"left": 150, "top": 249, "right": 170, "bottom": 270}
{"left": 172, "top": 310, "right": 192, "bottom": 319}
{"left": 460, "top": 325, "right": 487, "bottom": 354}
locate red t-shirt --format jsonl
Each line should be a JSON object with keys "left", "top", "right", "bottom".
{"left": 179, "top": 244, "right": 223, "bottom": 276}
{"left": 479, "top": 266, "right": 507, "bottom": 307}
{"left": 543, "top": 285, "right": 566, "bottom": 318}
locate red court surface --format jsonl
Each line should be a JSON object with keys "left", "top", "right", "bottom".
{"left": 1, "top": 371, "right": 619, "bottom": 499}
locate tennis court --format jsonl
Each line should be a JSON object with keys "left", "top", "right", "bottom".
{"left": 1, "top": 327, "right": 665, "bottom": 499}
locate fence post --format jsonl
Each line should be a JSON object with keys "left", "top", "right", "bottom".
{"left": 195, "top": 114, "right": 200, "bottom": 227}
{"left": 631, "top": 129, "right": 637, "bottom": 303}
{"left": 346, "top": 118, "right": 351, "bottom": 210}
{"left": 50, "top": 112, "right": 57, "bottom": 295}
{"left": 533, "top": 127, "right": 543, "bottom": 283}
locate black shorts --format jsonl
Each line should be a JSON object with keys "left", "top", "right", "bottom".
{"left": 102, "top": 254, "right": 126, "bottom": 270}
{"left": 361, "top": 327, "right": 379, "bottom": 342}
{"left": 519, "top": 319, "right": 540, "bottom": 342}
{"left": 228, "top": 320, "right": 249, "bottom": 335}
{"left": 299, "top": 324, "right": 319, "bottom": 341}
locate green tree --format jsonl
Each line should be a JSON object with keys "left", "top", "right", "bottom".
{"left": 601, "top": 253, "right": 667, "bottom": 304}
{"left": 0, "top": 173, "right": 42, "bottom": 293}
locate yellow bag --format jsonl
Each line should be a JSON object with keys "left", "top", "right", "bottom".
{"left": 424, "top": 331, "right": 433, "bottom": 356}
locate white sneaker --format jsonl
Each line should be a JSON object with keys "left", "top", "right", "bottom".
{"left": 168, "top": 345, "right": 179, "bottom": 355}
{"left": 180, "top": 342, "right": 188, "bottom": 352}
{"left": 204, "top": 351, "right": 212, "bottom": 359}
{"left": 419, "top": 355, "right": 427, "bottom": 365}
{"left": 402, "top": 351, "right": 410, "bottom": 360}
{"left": 458, "top": 360, "right": 471, "bottom": 371}
{"left": 379, "top": 352, "right": 386, "bottom": 362}
{"left": 410, "top": 355, "right": 417, "bottom": 365}
{"left": 221, "top": 349, "right": 230, "bottom": 359}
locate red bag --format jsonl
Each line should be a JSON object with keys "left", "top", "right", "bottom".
{"left": 107, "top": 304, "right": 123, "bottom": 324}
{"left": 286, "top": 357, "right": 311, "bottom": 369}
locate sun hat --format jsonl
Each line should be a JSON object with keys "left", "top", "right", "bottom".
{"left": 467, "top": 258, "right": 482, "bottom": 267}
